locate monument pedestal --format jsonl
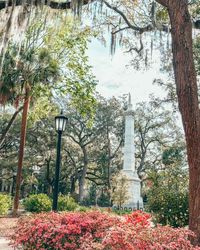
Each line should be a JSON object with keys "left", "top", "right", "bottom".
{"left": 122, "top": 170, "right": 143, "bottom": 210}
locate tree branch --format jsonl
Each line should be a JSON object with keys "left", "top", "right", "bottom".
{"left": 110, "top": 138, "right": 123, "bottom": 159}
{"left": 102, "top": 0, "right": 154, "bottom": 34}
{"left": 155, "top": 0, "right": 168, "bottom": 8}
{"left": 112, "top": 26, "right": 130, "bottom": 35}
{"left": 86, "top": 176, "right": 106, "bottom": 186}
{"left": 126, "top": 35, "right": 143, "bottom": 54}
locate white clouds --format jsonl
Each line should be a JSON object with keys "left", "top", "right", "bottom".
{"left": 87, "top": 38, "right": 166, "bottom": 104}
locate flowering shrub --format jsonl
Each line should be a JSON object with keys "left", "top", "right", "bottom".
{"left": 10, "top": 211, "right": 119, "bottom": 249}
{"left": 125, "top": 210, "right": 151, "bottom": 227}
{"left": 10, "top": 210, "right": 200, "bottom": 250}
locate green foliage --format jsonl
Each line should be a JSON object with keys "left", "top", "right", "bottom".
{"left": 145, "top": 154, "right": 189, "bottom": 228}
{"left": 23, "top": 194, "right": 52, "bottom": 213}
{"left": 0, "top": 193, "right": 12, "bottom": 215}
{"left": 97, "top": 192, "right": 111, "bottom": 207}
{"left": 86, "top": 183, "right": 97, "bottom": 206}
{"left": 58, "top": 195, "right": 78, "bottom": 211}
{"left": 112, "top": 208, "right": 132, "bottom": 215}
{"left": 189, "top": 1, "right": 200, "bottom": 17}
{"left": 145, "top": 144, "right": 188, "bottom": 228}
{"left": 82, "top": 187, "right": 111, "bottom": 207}
{"left": 42, "top": 16, "right": 97, "bottom": 118}
{"left": 147, "top": 188, "right": 188, "bottom": 227}
{"left": 156, "top": 7, "right": 169, "bottom": 23}
{"left": 76, "top": 206, "right": 89, "bottom": 212}
{"left": 162, "top": 147, "right": 183, "bottom": 166}
{"left": 0, "top": 15, "right": 97, "bottom": 122}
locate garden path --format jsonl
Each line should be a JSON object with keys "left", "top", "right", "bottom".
{"left": 0, "top": 237, "right": 13, "bottom": 249}
{"left": 0, "top": 217, "right": 19, "bottom": 249}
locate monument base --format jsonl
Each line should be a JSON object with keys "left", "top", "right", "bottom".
{"left": 122, "top": 169, "right": 143, "bottom": 210}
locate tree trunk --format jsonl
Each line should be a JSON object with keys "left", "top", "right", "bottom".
{"left": 0, "top": 106, "right": 23, "bottom": 149}
{"left": 45, "top": 157, "right": 53, "bottom": 195}
{"left": 13, "top": 88, "right": 30, "bottom": 216}
{"left": 70, "top": 175, "right": 76, "bottom": 194}
{"left": 79, "top": 145, "right": 88, "bottom": 202}
{"left": 106, "top": 124, "right": 111, "bottom": 189}
{"left": 166, "top": 1, "right": 200, "bottom": 245}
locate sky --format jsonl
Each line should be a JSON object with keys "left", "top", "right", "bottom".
{"left": 87, "top": 37, "right": 167, "bottom": 106}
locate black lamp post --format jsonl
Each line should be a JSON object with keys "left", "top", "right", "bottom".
{"left": 52, "top": 110, "right": 68, "bottom": 211}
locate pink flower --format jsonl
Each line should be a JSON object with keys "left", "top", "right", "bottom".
{"left": 10, "top": 211, "right": 200, "bottom": 250}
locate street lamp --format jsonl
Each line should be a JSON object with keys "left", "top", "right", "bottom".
{"left": 32, "top": 165, "right": 40, "bottom": 174}
{"left": 52, "top": 110, "right": 68, "bottom": 211}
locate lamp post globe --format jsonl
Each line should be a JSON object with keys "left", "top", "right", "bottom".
{"left": 55, "top": 110, "right": 68, "bottom": 132}
{"left": 52, "top": 110, "right": 68, "bottom": 211}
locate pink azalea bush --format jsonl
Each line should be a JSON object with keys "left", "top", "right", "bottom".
{"left": 125, "top": 210, "right": 151, "bottom": 227}
{"left": 10, "top": 210, "right": 200, "bottom": 250}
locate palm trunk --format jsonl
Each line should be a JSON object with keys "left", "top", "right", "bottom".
{"left": 13, "top": 88, "right": 30, "bottom": 216}
{"left": 167, "top": 1, "right": 200, "bottom": 245}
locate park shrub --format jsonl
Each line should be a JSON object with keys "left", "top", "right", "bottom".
{"left": 57, "top": 195, "right": 78, "bottom": 211}
{"left": 146, "top": 188, "right": 189, "bottom": 227}
{"left": 112, "top": 208, "right": 132, "bottom": 215}
{"left": 10, "top": 210, "right": 200, "bottom": 250}
{"left": 76, "top": 205, "right": 89, "bottom": 212}
{"left": 0, "top": 193, "right": 12, "bottom": 215}
{"left": 23, "top": 193, "right": 51, "bottom": 213}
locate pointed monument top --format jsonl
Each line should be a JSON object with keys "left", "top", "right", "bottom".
{"left": 128, "top": 93, "right": 131, "bottom": 105}
{"left": 127, "top": 93, "right": 133, "bottom": 112}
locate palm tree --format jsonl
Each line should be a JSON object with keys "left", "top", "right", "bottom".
{"left": 0, "top": 24, "right": 60, "bottom": 215}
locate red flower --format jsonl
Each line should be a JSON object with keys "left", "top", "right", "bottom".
{"left": 10, "top": 211, "right": 200, "bottom": 250}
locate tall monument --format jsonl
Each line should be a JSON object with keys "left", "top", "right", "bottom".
{"left": 122, "top": 94, "right": 143, "bottom": 209}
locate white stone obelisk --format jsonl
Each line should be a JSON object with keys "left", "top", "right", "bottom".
{"left": 122, "top": 94, "right": 143, "bottom": 209}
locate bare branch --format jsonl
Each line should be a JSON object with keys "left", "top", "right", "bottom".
{"left": 102, "top": 0, "right": 154, "bottom": 34}
{"left": 110, "top": 138, "right": 123, "bottom": 159}
{"left": 125, "top": 35, "right": 143, "bottom": 54}
{"left": 112, "top": 26, "right": 130, "bottom": 35}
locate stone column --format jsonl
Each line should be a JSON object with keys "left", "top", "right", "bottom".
{"left": 122, "top": 94, "right": 143, "bottom": 210}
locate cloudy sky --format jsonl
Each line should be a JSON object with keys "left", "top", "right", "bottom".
{"left": 87, "top": 37, "right": 167, "bottom": 105}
